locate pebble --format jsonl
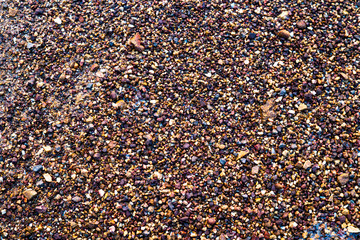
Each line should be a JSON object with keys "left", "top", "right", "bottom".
{"left": 298, "top": 103, "right": 308, "bottom": 111}
{"left": 348, "top": 226, "right": 360, "bottom": 233}
{"left": 43, "top": 146, "right": 52, "bottom": 153}
{"left": 207, "top": 218, "right": 216, "bottom": 225}
{"left": 296, "top": 20, "right": 307, "bottom": 29}
{"left": 303, "top": 160, "right": 312, "bottom": 169}
{"left": 1, "top": 1, "right": 359, "bottom": 239}
{"left": 72, "top": 196, "right": 82, "bottom": 203}
{"left": 128, "top": 33, "right": 144, "bottom": 51}
{"left": 90, "top": 64, "right": 99, "bottom": 72}
{"left": 251, "top": 165, "right": 259, "bottom": 175}
{"left": 32, "top": 165, "right": 43, "bottom": 172}
{"left": 35, "top": 205, "right": 47, "bottom": 213}
{"left": 23, "top": 189, "right": 37, "bottom": 200}
{"left": 43, "top": 173, "right": 52, "bottom": 182}
{"left": 8, "top": 8, "right": 18, "bottom": 17}
{"left": 53, "top": 17, "right": 62, "bottom": 24}
{"left": 277, "top": 30, "right": 290, "bottom": 39}
{"left": 338, "top": 173, "right": 349, "bottom": 185}
{"left": 248, "top": 33, "right": 257, "bottom": 40}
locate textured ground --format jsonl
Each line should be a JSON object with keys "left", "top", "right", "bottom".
{"left": 0, "top": 0, "right": 360, "bottom": 239}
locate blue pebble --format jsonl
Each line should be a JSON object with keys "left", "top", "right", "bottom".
{"left": 280, "top": 88, "right": 286, "bottom": 96}
{"left": 220, "top": 159, "right": 226, "bottom": 166}
{"left": 33, "top": 165, "right": 43, "bottom": 172}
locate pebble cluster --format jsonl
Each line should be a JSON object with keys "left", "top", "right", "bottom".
{"left": 1, "top": 0, "right": 360, "bottom": 239}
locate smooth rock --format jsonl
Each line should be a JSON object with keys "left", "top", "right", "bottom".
{"left": 248, "top": 33, "right": 257, "bottom": 40}
{"left": 278, "top": 30, "right": 290, "bottom": 39}
{"left": 8, "top": 8, "right": 18, "bottom": 17}
{"left": 72, "top": 196, "right": 82, "bottom": 202}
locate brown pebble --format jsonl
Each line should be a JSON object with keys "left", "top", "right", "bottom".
{"left": 128, "top": 33, "right": 145, "bottom": 52}
{"left": 8, "top": 8, "right": 18, "bottom": 17}
{"left": 90, "top": 64, "right": 99, "bottom": 72}
{"left": 207, "top": 217, "right": 216, "bottom": 225}
{"left": 23, "top": 189, "right": 37, "bottom": 200}
{"left": 296, "top": 20, "right": 307, "bottom": 29}
{"left": 338, "top": 173, "right": 349, "bottom": 185}
{"left": 277, "top": 30, "right": 290, "bottom": 39}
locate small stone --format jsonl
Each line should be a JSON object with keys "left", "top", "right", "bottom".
{"left": 23, "top": 189, "right": 37, "bottom": 200}
{"left": 205, "top": 72, "right": 212, "bottom": 77}
{"left": 153, "top": 171, "right": 163, "bottom": 180}
{"left": 219, "top": 234, "right": 227, "bottom": 240}
{"left": 348, "top": 225, "right": 360, "bottom": 233}
{"left": 33, "top": 165, "right": 43, "bottom": 172}
{"left": 72, "top": 196, "right": 82, "bottom": 202}
{"left": 99, "top": 189, "right": 105, "bottom": 197}
{"left": 248, "top": 33, "right": 257, "bottom": 40}
{"left": 27, "top": 42, "right": 35, "bottom": 49}
{"left": 128, "top": 33, "right": 144, "bottom": 51}
{"left": 207, "top": 218, "right": 216, "bottom": 225}
{"left": 303, "top": 160, "right": 312, "bottom": 169}
{"left": 34, "top": 8, "right": 44, "bottom": 16}
{"left": 289, "top": 222, "right": 298, "bottom": 228}
{"left": 81, "top": 169, "right": 89, "bottom": 176}
{"left": 278, "top": 11, "right": 289, "bottom": 19}
{"left": 90, "top": 64, "right": 99, "bottom": 72}
{"left": 8, "top": 8, "right": 18, "bottom": 17}
{"left": 238, "top": 150, "right": 249, "bottom": 158}
{"left": 43, "top": 173, "right": 52, "bottom": 182}
{"left": 43, "top": 146, "right": 52, "bottom": 152}
{"left": 339, "top": 72, "right": 349, "bottom": 80}
{"left": 298, "top": 103, "right": 307, "bottom": 111}
{"left": 252, "top": 166, "right": 259, "bottom": 175}
{"left": 296, "top": 20, "right": 307, "bottom": 29}
{"left": 109, "top": 226, "right": 116, "bottom": 233}
{"left": 278, "top": 30, "right": 290, "bottom": 39}
{"left": 35, "top": 205, "right": 47, "bottom": 213}
{"left": 338, "top": 173, "right": 349, "bottom": 185}
{"left": 220, "top": 159, "right": 226, "bottom": 166}
{"left": 114, "top": 100, "right": 127, "bottom": 109}
{"left": 218, "top": 144, "right": 226, "bottom": 149}
{"left": 148, "top": 206, "right": 154, "bottom": 213}
{"left": 54, "top": 17, "right": 62, "bottom": 24}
